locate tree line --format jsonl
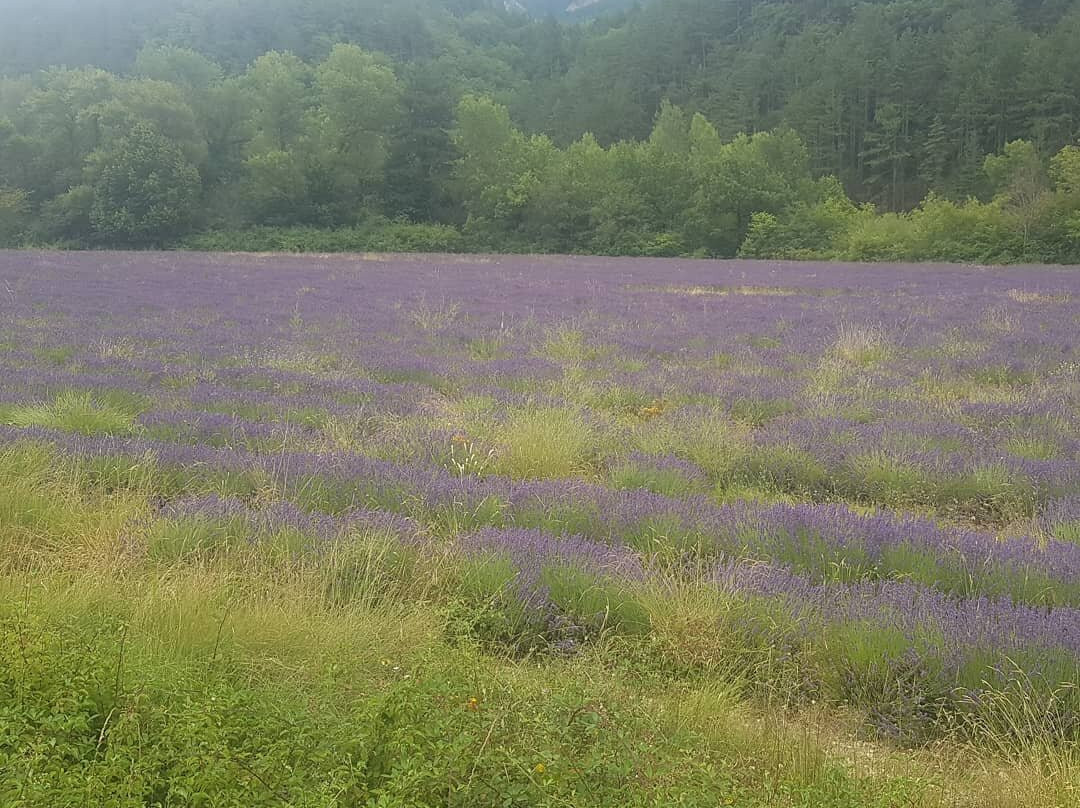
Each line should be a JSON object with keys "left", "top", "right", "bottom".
{"left": 0, "top": 0, "right": 1079, "bottom": 262}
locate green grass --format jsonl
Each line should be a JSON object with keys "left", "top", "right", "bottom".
{"left": 578, "top": 383, "right": 655, "bottom": 416}
{"left": 630, "top": 409, "right": 750, "bottom": 479}
{"left": 33, "top": 345, "right": 77, "bottom": 365}
{"left": 467, "top": 334, "right": 508, "bottom": 360}
{"left": 609, "top": 462, "right": 704, "bottom": 498}
{"left": 1, "top": 571, "right": 952, "bottom": 808}
{"left": 541, "top": 327, "right": 608, "bottom": 363}
{"left": 372, "top": 367, "right": 456, "bottom": 393}
{"left": 831, "top": 323, "right": 893, "bottom": 366}
{"left": 0, "top": 445, "right": 148, "bottom": 570}
{"left": 971, "top": 364, "right": 1036, "bottom": 388}
{"left": 147, "top": 515, "right": 307, "bottom": 562}
{"left": 5, "top": 391, "right": 140, "bottom": 436}
{"left": 1051, "top": 520, "right": 1080, "bottom": 545}
{"left": 746, "top": 335, "right": 784, "bottom": 349}
{"left": 1005, "top": 436, "right": 1061, "bottom": 461}
{"left": 490, "top": 407, "right": 601, "bottom": 479}
{"left": 710, "top": 443, "right": 1040, "bottom": 526}
{"left": 730, "top": 396, "right": 798, "bottom": 427}
{"left": 724, "top": 446, "right": 833, "bottom": 499}
{"left": 544, "top": 566, "right": 652, "bottom": 635}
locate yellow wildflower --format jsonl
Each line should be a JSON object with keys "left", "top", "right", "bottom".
{"left": 638, "top": 399, "right": 666, "bottom": 419}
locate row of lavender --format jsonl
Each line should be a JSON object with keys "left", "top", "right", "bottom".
{"left": 5, "top": 424, "right": 1079, "bottom": 612}
{"left": 1, "top": 356, "right": 1078, "bottom": 535}
{"left": 2, "top": 318, "right": 1076, "bottom": 442}
{"left": 2, "top": 355, "right": 1077, "bottom": 478}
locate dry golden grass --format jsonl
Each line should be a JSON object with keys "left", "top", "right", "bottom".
{"left": 629, "top": 283, "right": 813, "bottom": 297}
{"left": 1006, "top": 289, "right": 1071, "bottom": 304}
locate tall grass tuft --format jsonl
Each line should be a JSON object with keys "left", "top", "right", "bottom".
{"left": 491, "top": 407, "right": 600, "bottom": 479}
{"left": 6, "top": 391, "right": 140, "bottom": 436}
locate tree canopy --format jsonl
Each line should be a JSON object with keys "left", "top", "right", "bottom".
{"left": 1, "top": 0, "right": 1079, "bottom": 262}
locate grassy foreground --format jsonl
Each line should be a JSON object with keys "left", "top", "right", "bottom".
{"left": 1, "top": 446, "right": 1076, "bottom": 808}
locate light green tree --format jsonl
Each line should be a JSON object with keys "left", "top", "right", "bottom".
{"left": 244, "top": 51, "right": 311, "bottom": 153}
{"left": 134, "top": 45, "right": 223, "bottom": 92}
{"left": 311, "top": 44, "right": 403, "bottom": 216}
{"left": 453, "top": 95, "right": 556, "bottom": 236}
{"left": 984, "top": 139, "right": 1050, "bottom": 248}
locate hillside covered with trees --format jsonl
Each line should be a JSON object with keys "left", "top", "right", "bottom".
{"left": 1, "top": 0, "right": 1079, "bottom": 262}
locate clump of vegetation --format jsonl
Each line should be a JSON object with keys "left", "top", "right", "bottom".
{"left": 831, "top": 323, "right": 894, "bottom": 366}
{"left": 5, "top": 391, "right": 140, "bottom": 436}
{"left": 491, "top": 407, "right": 601, "bottom": 479}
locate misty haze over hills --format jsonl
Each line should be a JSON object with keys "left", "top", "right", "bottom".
{"left": 506, "top": 0, "right": 637, "bottom": 18}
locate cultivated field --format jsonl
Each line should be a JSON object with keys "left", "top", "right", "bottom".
{"left": 1, "top": 250, "right": 1078, "bottom": 806}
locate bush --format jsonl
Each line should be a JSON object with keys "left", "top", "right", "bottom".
{"left": 361, "top": 219, "right": 464, "bottom": 252}
{"left": 181, "top": 220, "right": 466, "bottom": 253}
{"left": 739, "top": 195, "right": 866, "bottom": 260}
{"left": 4, "top": 392, "right": 139, "bottom": 437}
{"left": 840, "top": 211, "right": 914, "bottom": 262}
{"left": 491, "top": 407, "right": 599, "bottom": 480}
{"left": 0, "top": 186, "right": 29, "bottom": 246}
{"left": 906, "top": 195, "right": 1025, "bottom": 263}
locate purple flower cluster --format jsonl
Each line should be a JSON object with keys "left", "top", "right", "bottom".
{"left": 458, "top": 527, "right": 645, "bottom": 591}
{"left": 728, "top": 502, "right": 1080, "bottom": 597}
{"left": 714, "top": 559, "right": 1080, "bottom": 662}
{"left": 159, "top": 494, "right": 419, "bottom": 546}
{"left": 1040, "top": 497, "right": 1080, "bottom": 542}
{"left": 614, "top": 451, "right": 711, "bottom": 489}
{"left": 448, "top": 521, "right": 1079, "bottom": 674}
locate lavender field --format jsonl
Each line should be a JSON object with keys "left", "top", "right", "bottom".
{"left": 2, "top": 250, "right": 1079, "bottom": 806}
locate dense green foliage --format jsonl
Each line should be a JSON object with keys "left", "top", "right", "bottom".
{"left": 2, "top": 0, "right": 1080, "bottom": 260}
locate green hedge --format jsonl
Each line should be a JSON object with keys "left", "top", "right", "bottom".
{"left": 180, "top": 220, "right": 468, "bottom": 254}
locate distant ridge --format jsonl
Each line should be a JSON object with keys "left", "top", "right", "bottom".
{"left": 506, "top": 0, "right": 638, "bottom": 19}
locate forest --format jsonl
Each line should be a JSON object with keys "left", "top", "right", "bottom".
{"left": 1, "top": 0, "right": 1080, "bottom": 262}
